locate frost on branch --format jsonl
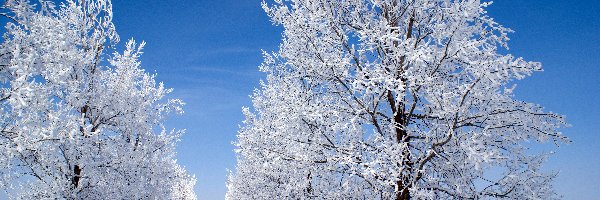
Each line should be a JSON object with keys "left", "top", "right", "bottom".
{"left": 0, "top": 0, "right": 196, "bottom": 199}
{"left": 228, "top": 0, "right": 568, "bottom": 199}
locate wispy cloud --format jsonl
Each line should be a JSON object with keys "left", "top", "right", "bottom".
{"left": 210, "top": 47, "right": 260, "bottom": 54}
{"left": 186, "top": 46, "right": 262, "bottom": 61}
{"left": 174, "top": 65, "right": 261, "bottom": 77}
{"left": 166, "top": 85, "right": 255, "bottom": 120}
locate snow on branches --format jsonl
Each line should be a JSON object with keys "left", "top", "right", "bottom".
{"left": 0, "top": 0, "right": 196, "bottom": 199}
{"left": 228, "top": 0, "right": 568, "bottom": 199}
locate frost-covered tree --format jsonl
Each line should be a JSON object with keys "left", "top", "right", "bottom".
{"left": 228, "top": 0, "right": 569, "bottom": 199}
{"left": 0, "top": 0, "right": 195, "bottom": 199}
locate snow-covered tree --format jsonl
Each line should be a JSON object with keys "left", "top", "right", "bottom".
{"left": 0, "top": 0, "right": 195, "bottom": 199}
{"left": 228, "top": 0, "right": 569, "bottom": 199}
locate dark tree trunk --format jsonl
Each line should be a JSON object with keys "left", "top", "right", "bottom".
{"left": 391, "top": 14, "right": 415, "bottom": 200}
{"left": 72, "top": 165, "right": 81, "bottom": 188}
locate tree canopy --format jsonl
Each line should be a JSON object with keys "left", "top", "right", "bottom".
{"left": 0, "top": 0, "right": 196, "bottom": 198}
{"left": 227, "top": 0, "right": 569, "bottom": 199}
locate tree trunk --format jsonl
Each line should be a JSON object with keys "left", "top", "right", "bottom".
{"left": 392, "top": 14, "right": 415, "bottom": 200}
{"left": 396, "top": 187, "right": 410, "bottom": 200}
{"left": 72, "top": 165, "right": 81, "bottom": 188}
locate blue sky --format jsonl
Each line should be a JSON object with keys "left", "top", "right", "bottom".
{"left": 109, "top": 1, "right": 600, "bottom": 199}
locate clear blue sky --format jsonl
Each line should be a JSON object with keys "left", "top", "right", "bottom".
{"left": 109, "top": 1, "right": 600, "bottom": 199}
